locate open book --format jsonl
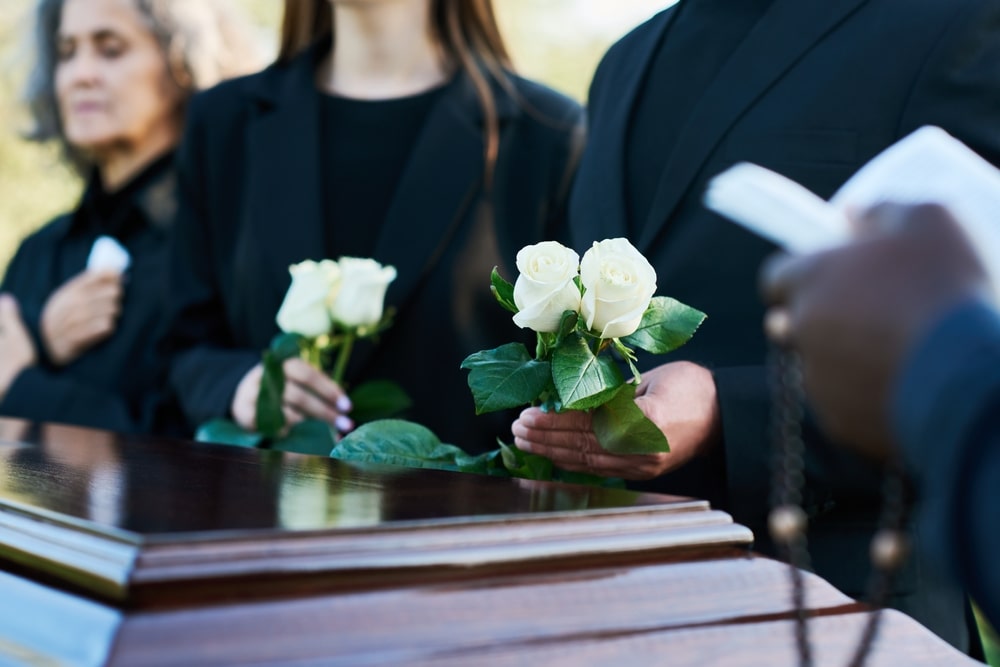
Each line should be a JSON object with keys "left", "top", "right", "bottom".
{"left": 703, "top": 125, "right": 1000, "bottom": 292}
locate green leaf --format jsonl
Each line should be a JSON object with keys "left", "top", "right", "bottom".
{"left": 554, "top": 310, "right": 580, "bottom": 346}
{"left": 455, "top": 448, "right": 508, "bottom": 476}
{"left": 591, "top": 384, "right": 670, "bottom": 454}
{"left": 490, "top": 267, "right": 518, "bottom": 314}
{"left": 552, "top": 334, "right": 624, "bottom": 410}
{"left": 494, "top": 442, "right": 621, "bottom": 487}
{"left": 621, "top": 297, "right": 707, "bottom": 355}
{"left": 461, "top": 343, "right": 551, "bottom": 414}
{"left": 348, "top": 380, "right": 413, "bottom": 424}
{"left": 612, "top": 339, "right": 642, "bottom": 384}
{"left": 270, "top": 332, "right": 306, "bottom": 360}
{"left": 330, "top": 419, "right": 471, "bottom": 472}
{"left": 499, "top": 441, "right": 554, "bottom": 480}
{"left": 256, "top": 349, "right": 286, "bottom": 438}
{"left": 253, "top": 332, "right": 308, "bottom": 439}
{"left": 195, "top": 419, "right": 264, "bottom": 448}
{"left": 270, "top": 419, "right": 337, "bottom": 455}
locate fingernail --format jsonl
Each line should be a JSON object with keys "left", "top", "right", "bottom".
{"left": 335, "top": 415, "right": 354, "bottom": 433}
{"left": 337, "top": 395, "right": 353, "bottom": 412}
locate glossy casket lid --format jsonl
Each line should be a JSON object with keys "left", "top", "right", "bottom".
{"left": 0, "top": 418, "right": 751, "bottom": 607}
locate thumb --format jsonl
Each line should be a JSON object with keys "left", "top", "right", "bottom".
{"left": 0, "top": 293, "right": 20, "bottom": 320}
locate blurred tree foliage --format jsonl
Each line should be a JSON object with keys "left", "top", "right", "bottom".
{"left": 0, "top": 0, "right": 665, "bottom": 274}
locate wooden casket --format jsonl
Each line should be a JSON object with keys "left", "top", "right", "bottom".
{"left": 0, "top": 418, "right": 979, "bottom": 666}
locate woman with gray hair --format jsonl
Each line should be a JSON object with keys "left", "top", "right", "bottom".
{"left": 0, "top": 0, "right": 262, "bottom": 433}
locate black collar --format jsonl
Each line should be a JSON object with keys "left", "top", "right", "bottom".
{"left": 69, "top": 151, "right": 177, "bottom": 240}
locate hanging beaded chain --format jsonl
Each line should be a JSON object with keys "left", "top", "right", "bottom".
{"left": 767, "top": 338, "right": 911, "bottom": 667}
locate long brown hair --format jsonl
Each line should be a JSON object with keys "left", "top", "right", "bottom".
{"left": 277, "top": 0, "right": 512, "bottom": 188}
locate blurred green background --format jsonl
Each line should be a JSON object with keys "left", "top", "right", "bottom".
{"left": 0, "top": 0, "right": 667, "bottom": 274}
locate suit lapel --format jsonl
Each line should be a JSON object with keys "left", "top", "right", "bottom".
{"left": 636, "top": 0, "right": 869, "bottom": 251}
{"left": 576, "top": 10, "right": 678, "bottom": 248}
{"left": 243, "top": 49, "right": 326, "bottom": 307}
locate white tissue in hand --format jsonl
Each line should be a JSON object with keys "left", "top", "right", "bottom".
{"left": 86, "top": 236, "right": 131, "bottom": 273}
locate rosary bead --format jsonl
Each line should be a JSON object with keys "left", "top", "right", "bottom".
{"left": 870, "top": 529, "right": 909, "bottom": 571}
{"left": 765, "top": 307, "right": 793, "bottom": 345}
{"left": 769, "top": 504, "right": 808, "bottom": 543}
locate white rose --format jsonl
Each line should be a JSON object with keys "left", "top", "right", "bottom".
{"left": 511, "top": 241, "right": 582, "bottom": 333}
{"left": 276, "top": 260, "right": 341, "bottom": 337}
{"left": 329, "top": 257, "right": 397, "bottom": 329}
{"left": 580, "top": 238, "right": 657, "bottom": 339}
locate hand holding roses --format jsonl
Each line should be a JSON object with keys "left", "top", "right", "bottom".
{"left": 231, "top": 358, "right": 352, "bottom": 434}
{"left": 512, "top": 361, "right": 721, "bottom": 479}
{"left": 203, "top": 256, "right": 407, "bottom": 451}
{"left": 464, "top": 238, "right": 706, "bottom": 460}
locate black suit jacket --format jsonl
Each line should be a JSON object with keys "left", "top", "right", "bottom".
{"left": 164, "top": 45, "right": 584, "bottom": 452}
{"left": 571, "top": 0, "right": 1000, "bottom": 650}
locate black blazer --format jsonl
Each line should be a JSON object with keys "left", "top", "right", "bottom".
{"left": 570, "top": 0, "right": 1000, "bottom": 650}
{"left": 0, "top": 167, "right": 178, "bottom": 433}
{"left": 164, "top": 45, "right": 584, "bottom": 452}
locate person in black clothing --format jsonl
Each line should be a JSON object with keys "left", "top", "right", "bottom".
{"left": 511, "top": 0, "right": 1000, "bottom": 654}
{"left": 762, "top": 203, "right": 1000, "bottom": 631}
{"left": 0, "top": 0, "right": 262, "bottom": 433}
{"left": 163, "top": 0, "right": 584, "bottom": 452}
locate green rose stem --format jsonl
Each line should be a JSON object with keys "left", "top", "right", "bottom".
{"left": 332, "top": 329, "right": 356, "bottom": 386}
{"left": 305, "top": 341, "right": 323, "bottom": 369}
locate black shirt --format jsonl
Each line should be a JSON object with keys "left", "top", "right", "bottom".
{"left": 625, "top": 0, "right": 774, "bottom": 231}
{"left": 0, "top": 152, "right": 179, "bottom": 433}
{"left": 318, "top": 85, "right": 445, "bottom": 259}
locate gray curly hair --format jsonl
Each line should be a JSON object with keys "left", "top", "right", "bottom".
{"left": 24, "top": 0, "right": 265, "bottom": 174}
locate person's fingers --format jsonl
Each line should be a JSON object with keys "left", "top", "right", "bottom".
{"left": 89, "top": 280, "right": 125, "bottom": 304}
{"left": 282, "top": 381, "right": 340, "bottom": 424}
{"left": 0, "top": 293, "right": 19, "bottom": 321}
{"left": 68, "top": 315, "right": 118, "bottom": 350}
{"left": 516, "top": 406, "right": 592, "bottom": 431}
{"left": 283, "top": 358, "right": 352, "bottom": 412}
{"left": 759, "top": 251, "right": 813, "bottom": 306}
{"left": 282, "top": 405, "right": 305, "bottom": 428}
{"left": 283, "top": 375, "right": 355, "bottom": 432}
{"left": 79, "top": 269, "right": 125, "bottom": 288}
{"left": 512, "top": 424, "right": 593, "bottom": 453}
{"left": 514, "top": 435, "right": 665, "bottom": 477}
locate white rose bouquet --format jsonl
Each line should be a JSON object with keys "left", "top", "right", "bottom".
{"left": 198, "top": 256, "right": 411, "bottom": 453}
{"left": 462, "top": 238, "right": 706, "bottom": 457}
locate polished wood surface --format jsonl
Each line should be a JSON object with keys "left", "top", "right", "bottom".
{"left": 0, "top": 418, "right": 979, "bottom": 666}
{"left": 0, "top": 418, "right": 750, "bottom": 607}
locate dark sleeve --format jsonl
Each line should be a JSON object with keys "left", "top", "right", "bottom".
{"left": 160, "top": 93, "right": 259, "bottom": 429}
{"left": 892, "top": 299, "right": 1000, "bottom": 629}
{"left": 1, "top": 228, "right": 59, "bottom": 368}
{"left": 0, "top": 367, "right": 137, "bottom": 432}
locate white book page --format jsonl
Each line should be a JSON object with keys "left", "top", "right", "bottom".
{"left": 703, "top": 126, "right": 1000, "bottom": 291}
